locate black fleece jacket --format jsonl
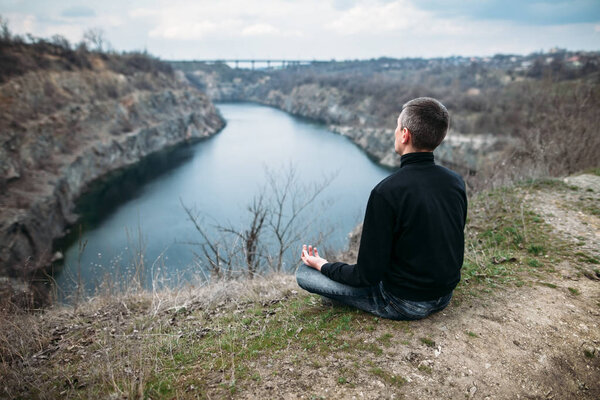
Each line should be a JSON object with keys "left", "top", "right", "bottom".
{"left": 320, "top": 152, "right": 467, "bottom": 301}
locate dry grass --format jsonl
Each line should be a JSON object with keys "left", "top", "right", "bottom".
{"left": 0, "top": 273, "right": 297, "bottom": 399}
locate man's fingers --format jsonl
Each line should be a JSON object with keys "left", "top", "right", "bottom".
{"left": 303, "top": 244, "right": 322, "bottom": 260}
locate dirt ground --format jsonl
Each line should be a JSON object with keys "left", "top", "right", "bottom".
{"left": 237, "top": 176, "right": 600, "bottom": 400}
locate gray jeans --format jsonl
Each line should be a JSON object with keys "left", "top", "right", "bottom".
{"left": 296, "top": 264, "right": 452, "bottom": 321}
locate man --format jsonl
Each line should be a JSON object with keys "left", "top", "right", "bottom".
{"left": 297, "top": 97, "right": 467, "bottom": 320}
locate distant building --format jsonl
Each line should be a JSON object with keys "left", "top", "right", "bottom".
{"left": 566, "top": 56, "right": 582, "bottom": 67}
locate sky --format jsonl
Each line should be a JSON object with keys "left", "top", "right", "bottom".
{"left": 1, "top": 0, "right": 599, "bottom": 60}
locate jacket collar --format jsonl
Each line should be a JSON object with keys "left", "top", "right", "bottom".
{"left": 400, "top": 152, "right": 434, "bottom": 168}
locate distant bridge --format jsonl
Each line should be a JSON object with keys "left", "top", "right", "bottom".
{"left": 174, "top": 59, "right": 331, "bottom": 69}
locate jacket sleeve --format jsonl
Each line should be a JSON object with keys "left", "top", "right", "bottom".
{"left": 320, "top": 189, "right": 395, "bottom": 286}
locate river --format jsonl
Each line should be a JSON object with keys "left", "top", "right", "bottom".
{"left": 52, "top": 103, "right": 392, "bottom": 300}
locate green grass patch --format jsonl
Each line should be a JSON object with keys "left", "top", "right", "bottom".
{"left": 369, "top": 367, "right": 406, "bottom": 388}
{"left": 136, "top": 294, "right": 409, "bottom": 397}
{"left": 418, "top": 364, "right": 433, "bottom": 374}
{"left": 420, "top": 337, "right": 436, "bottom": 347}
{"left": 570, "top": 191, "right": 600, "bottom": 217}
{"left": 568, "top": 287, "right": 580, "bottom": 295}
{"left": 575, "top": 252, "right": 600, "bottom": 265}
{"left": 521, "top": 178, "right": 571, "bottom": 191}
{"left": 467, "top": 331, "right": 478, "bottom": 338}
{"left": 583, "top": 167, "right": 600, "bottom": 176}
{"left": 455, "top": 184, "right": 570, "bottom": 298}
{"left": 377, "top": 333, "right": 393, "bottom": 347}
{"left": 526, "top": 258, "right": 543, "bottom": 268}
{"left": 145, "top": 379, "right": 175, "bottom": 398}
{"left": 527, "top": 244, "right": 545, "bottom": 256}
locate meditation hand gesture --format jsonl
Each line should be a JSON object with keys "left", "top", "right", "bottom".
{"left": 301, "top": 244, "right": 328, "bottom": 271}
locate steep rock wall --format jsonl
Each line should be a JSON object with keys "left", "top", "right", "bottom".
{"left": 0, "top": 68, "right": 224, "bottom": 277}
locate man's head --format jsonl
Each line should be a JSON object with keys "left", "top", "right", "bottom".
{"left": 394, "top": 97, "right": 449, "bottom": 155}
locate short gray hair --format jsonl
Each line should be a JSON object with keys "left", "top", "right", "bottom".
{"left": 400, "top": 97, "right": 449, "bottom": 150}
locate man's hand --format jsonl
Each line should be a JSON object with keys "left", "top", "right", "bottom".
{"left": 301, "top": 244, "right": 328, "bottom": 271}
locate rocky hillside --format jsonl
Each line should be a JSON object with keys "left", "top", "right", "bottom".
{"left": 0, "top": 42, "right": 225, "bottom": 280}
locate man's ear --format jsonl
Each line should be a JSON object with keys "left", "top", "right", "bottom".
{"left": 401, "top": 127, "right": 411, "bottom": 144}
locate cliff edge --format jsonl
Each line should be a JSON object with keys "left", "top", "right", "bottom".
{"left": 0, "top": 44, "right": 225, "bottom": 278}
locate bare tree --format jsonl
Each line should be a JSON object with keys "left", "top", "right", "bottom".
{"left": 220, "top": 195, "right": 268, "bottom": 277}
{"left": 263, "top": 166, "right": 335, "bottom": 272}
{"left": 50, "top": 34, "right": 71, "bottom": 50}
{"left": 83, "top": 27, "right": 106, "bottom": 52}
{"left": 181, "top": 200, "right": 235, "bottom": 279}
{"left": 470, "top": 78, "right": 600, "bottom": 190}
{"left": 0, "top": 15, "right": 10, "bottom": 41}
{"left": 181, "top": 165, "right": 335, "bottom": 279}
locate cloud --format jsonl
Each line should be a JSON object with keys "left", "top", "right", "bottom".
{"left": 129, "top": 8, "right": 159, "bottom": 19}
{"left": 327, "top": 1, "right": 427, "bottom": 35}
{"left": 149, "top": 19, "right": 237, "bottom": 40}
{"left": 61, "top": 6, "right": 96, "bottom": 18}
{"left": 140, "top": 0, "right": 320, "bottom": 40}
{"left": 2, "top": 0, "right": 598, "bottom": 59}
{"left": 332, "top": 0, "right": 358, "bottom": 11}
{"left": 413, "top": 0, "right": 600, "bottom": 25}
{"left": 242, "top": 23, "right": 279, "bottom": 37}
{"left": 2, "top": 12, "right": 86, "bottom": 43}
{"left": 9, "top": 13, "right": 37, "bottom": 34}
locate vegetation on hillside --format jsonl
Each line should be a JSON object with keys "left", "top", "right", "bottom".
{"left": 0, "top": 17, "right": 173, "bottom": 84}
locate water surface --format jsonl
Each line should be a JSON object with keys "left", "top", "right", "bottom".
{"left": 54, "top": 103, "right": 392, "bottom": 299}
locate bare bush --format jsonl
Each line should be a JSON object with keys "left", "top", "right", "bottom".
{"left": 82, "top": 27, "right": 106, "bottom": 52}
{"left": 0, "top": 24, "right": 174, "bottom": 83}
{"left": 181, "top": 166, "right": 334, "bottom": 279}
{"left": 515, "top": 80, "right": 600, "bottom": 176}
{"left": 472, "top": 79, "right": 600, "bottom": 189}
{"left": 49, "top": 34, "right": 70, "bottom": 51}
{"left": 0, "top": 15, "right": 10, "bottom": 41}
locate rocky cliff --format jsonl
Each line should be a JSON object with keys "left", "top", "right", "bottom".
{"left": 0, "top": 52, "right": 224, "bottom": 278}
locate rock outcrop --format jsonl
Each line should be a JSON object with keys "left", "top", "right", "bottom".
{"left": 0, "top": 62, "right": 224, "bottom": 277}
